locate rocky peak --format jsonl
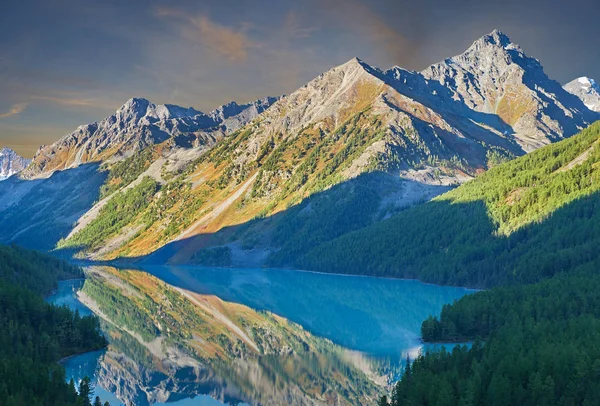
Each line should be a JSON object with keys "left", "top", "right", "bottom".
{"left": 0, "top": 148, "right": 31, "bottom": 181}
{"left": 564, "top": 77, "right": 600, "bottom": 112}
{"left": 208, "top": 96, "right": 280, "bottom": 133}
{"left": 210, "top": 101, "right": 244, "bottom": 122}
{"left": 578, "top": 77, "right": 598, "bottom": 88}
{"left": 426, "top": 29, "right": 539, "bottom": 82}
{"left": 115, "top": 97, "right": 152, "bottom": 123}
{"left": 115, "top": 97, "right": 203, "bottom": 124}
{"left": 477, "top": 29, "right": 517, "bottom": 50}
{"left": 409, "top": 29, "right": 598, "bottom": 151}
{"left": 253, "top": 57, "right": 386, "bottom": 138}
{"left": 22, "top": 95, "right": 279, "bottom": 179}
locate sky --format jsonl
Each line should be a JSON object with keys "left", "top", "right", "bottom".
{"left": 1, "top": 0, "right": 599, "bottom": 157}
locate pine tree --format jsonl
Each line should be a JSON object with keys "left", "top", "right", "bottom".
{"left": 78, "top": 377, "right": 92, "bottom": 406}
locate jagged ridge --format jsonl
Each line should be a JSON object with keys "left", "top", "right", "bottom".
{"left": 22, "top": 96, "right": 279, "bottom": 178}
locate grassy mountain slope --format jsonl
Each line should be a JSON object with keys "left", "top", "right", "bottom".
{"left": 300, "top": 121, "right": 600, "bottom": 287}
{"left": 62, "top": 58, "right": 520, "bottom": 262}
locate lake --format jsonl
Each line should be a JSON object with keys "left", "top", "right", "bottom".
{"left": 48, "top": 266, "right": 473, "bottom": 405}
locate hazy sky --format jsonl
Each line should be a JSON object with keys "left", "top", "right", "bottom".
{"left": 1, "top": 0, "right": 599, "bottom": 157}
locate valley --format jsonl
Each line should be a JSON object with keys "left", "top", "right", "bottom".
{"left": 1, "top": 21, "right": 600, "bottom": 406}
{"left": 2, "top": 31, "right": 598, "bottom": 269}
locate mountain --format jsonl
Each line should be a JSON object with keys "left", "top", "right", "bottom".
{"left": 0, "top": 147, "right": 30, "bottom": 180}
{"left": 0, "top": 96, "right": 278, "bottom": 250}
{"left": 298, "top": 121, "right": 600, "bottom": 287}
{"left": 2, "top": 30, "right": 598, "bottom": 262}
{"left": 391, "top": 30, "right": 597, "bottom": 152}
{"left": 22, "top": 96, "right": 279, "bottom": 179}
{"left": 564, "top": 76, "right": 600, "bottom": 112}
{"left": 90, "top": 30, "right": 594, "bottom": 264}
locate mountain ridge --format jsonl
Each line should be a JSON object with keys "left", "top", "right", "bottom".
{"left": 77, "top": 30, "right": 598, "bottom": 262}
{"left": 1, "top": 29, "right": 599, "bottom": 263}
{"left": 22, "top": 96, "right": 280, "bottom": 179}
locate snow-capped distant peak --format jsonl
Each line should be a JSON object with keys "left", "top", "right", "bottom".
{"left": 577, "top": 77, "right": 596, "bottom": 87}
{"left": 564, "top": 77, "right": 600, "bottom": 112}
{"left": 0, "top": 148, "right": 31, "bottom": 181}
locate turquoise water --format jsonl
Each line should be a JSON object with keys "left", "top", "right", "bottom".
{"left": 48, "top": 267, "right": 473, "bottom": 405}
{"left": 48, "top": 279, "right": 92, "bottom": 316}
{"left": 142, "top": 266, "right": 473, "bottom": 356}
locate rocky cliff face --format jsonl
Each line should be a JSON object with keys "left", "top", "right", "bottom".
{"left": 564, "top": 77, "right": 600, "bottom": 112}
{"left": 0, "top": 148, "right": 30, "bottom": 181}
{"left": 22, "top": 96, "right": 279, "bottom": 178}
{"left": 393, "top": 30, "right": 597, "bottom": 152}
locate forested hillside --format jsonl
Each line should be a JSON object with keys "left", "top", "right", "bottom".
{"left": 382, "top": 263, "right": 600, "bottom": 406}
{"left": 0, "top": 245, "right": 107, "bottom": 405}
{"left": 368, "top": 121, "right": 600, "bottom": 405}
{"left": 303, "top": 121, "right": 600, "bottom": 288}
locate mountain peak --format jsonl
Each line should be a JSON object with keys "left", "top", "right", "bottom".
{"left": 341, "top": 57, "right": 375, "bottom": 72}
{"left": 564, "top": 77, "right": 600, "bottom": 112}
{"left": 0, "top": 147, "right": 30, "bottom": 181}
{"left": 481, "top": 29, "right": 512, "bottom": 47}
{"left": 120, "top": 97, "right": 151, "bottom": 111}
{"left": 22, "top": 94, "right": 279, "bottom": 178}
{"left": 575, "top": 76, "right": 598, "bottom": 88}
{"left": 115, "top": 97, "right": 152, "bottom": 122}
{"left": 464, "top": 29, "right": 523, "bottom": 58}
{"left": 115, "top": 97, "right": 203, "bottom": 122}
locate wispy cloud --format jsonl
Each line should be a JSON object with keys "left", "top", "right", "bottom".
{"left": 0, "top": 103, "right": 27, "bottom": 118}
{"left": 30, "top": 95, "right": 95, "bottom": 107}
{"left": 155, "top": 7, "right": 255, "bottom": 63}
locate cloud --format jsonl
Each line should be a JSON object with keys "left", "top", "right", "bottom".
{"left": 155, "top": 7, "right": 255, "bottom": 63}
{"left": 30, "top": 95, "right": 95, "bottom": 107}
{"left": 0, "top": 103, "right": 27, "bottom": 118}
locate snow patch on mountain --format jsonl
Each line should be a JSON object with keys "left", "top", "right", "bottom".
{"left": 0, "top": 148, "right": 31, "bottom": 181}
{"left": 564, "top": 77, "right": 600, "bottom": 112}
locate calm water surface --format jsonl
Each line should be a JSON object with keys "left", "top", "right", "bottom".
{"left": 48, "top": 266, "right": 473, "bottom": 405}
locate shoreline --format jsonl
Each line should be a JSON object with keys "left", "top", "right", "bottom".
{"left": 63, "top": 253, "right": 483, "bottom": 291}
{"left": 45, "top": 277, "right": 85, "bottom": 299}
{"left": 58, "top": 348, "right": 105, "bottom": 365}
{"left": 77, "top": 259, "right": 480, "bottom": 292}
{"left": 140, "top": 263, "right": 480, "bottom": 292}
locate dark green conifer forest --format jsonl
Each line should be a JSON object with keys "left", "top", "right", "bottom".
{"left": 0, "top": 245, "right": 107, "bottom": 406}
{"left": 374, "top": 122, "right": 600, "bottom": 405}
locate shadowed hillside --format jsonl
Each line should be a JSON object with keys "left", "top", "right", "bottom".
{"left": 299, "top": 121, "right": 600, "bottom": 287}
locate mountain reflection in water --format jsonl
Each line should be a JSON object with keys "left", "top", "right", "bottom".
{"left": 49, "top": 266, "right": 472, "bottom": 405}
